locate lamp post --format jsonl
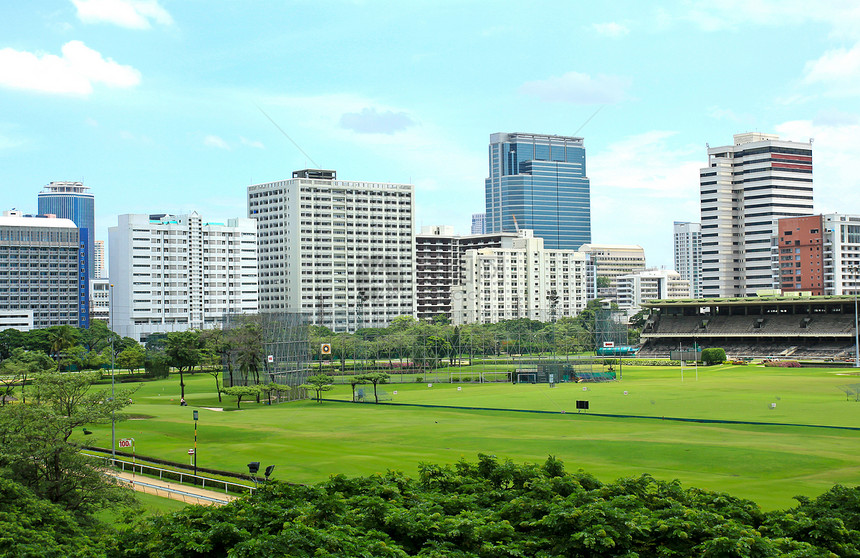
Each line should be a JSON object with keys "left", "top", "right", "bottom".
{"left": 109, "top": 283, "right": 115, "bottom": 467}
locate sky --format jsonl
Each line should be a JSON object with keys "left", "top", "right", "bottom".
{"left": 2, "top": 1, "right": 860, "bottom": 269}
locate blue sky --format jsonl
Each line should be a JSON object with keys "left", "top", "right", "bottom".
{"left": 2, "top": 1, "right": 860, "bottom": 268}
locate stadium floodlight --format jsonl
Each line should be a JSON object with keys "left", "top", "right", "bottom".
{"left": 264, "top": 465, "right": 275, "bottom": 479}
{"left": 247, "top": 461, "right": 260, "bottom": 474}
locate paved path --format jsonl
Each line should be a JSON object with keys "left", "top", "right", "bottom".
{"left": 109, "top": 470, "right": 240, "bottom": 506}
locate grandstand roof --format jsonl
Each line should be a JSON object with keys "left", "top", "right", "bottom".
{"left": 643, "top": 295, "right": 858, "bottom": 308}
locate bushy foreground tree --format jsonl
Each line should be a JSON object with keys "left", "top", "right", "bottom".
{"left": 118, "top": 455, "right": 856, "bottom": 557}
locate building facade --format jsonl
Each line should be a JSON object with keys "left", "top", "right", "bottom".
{"left": 38, "top": 181, "right": 95, "bottom": 280}
{"left": 485, "top": 132, "right": 591, "bottom": 250}
{"left": 700, "top": 133, "right": 814, "bottom": 298}
{"left": 616, "top": 269, "right": 690, "bottom": 310}
{"left": 248, "top": 169, "right": 415, "bottom": 332}
{"left": 109, "top": 212, "right": 258, "bottom": 341}
{"left": 451, "top": 232, "right": 587, "bottom": 325}
{"left": 415, "top": 225, "right": 518, "bottom": 321}
{"left": 775, "top": 213, "right": 860, "bottom": 296}
{"left": 89, "top": 277, "right": 110, "bottom": 324}
{"left": 93, "top": 239, "right": 106, "bottom": 279}
{"left": 673, "top": 221, "right": 702, "bottom": 298}
{"left": 0, "top": 210, "right": 82, "bottom": 330}
{"left": 470, "top": 213, "right": 486, "bottom": 235}
{"left": 577, "top": 244, "right": 647, "bottom": 300}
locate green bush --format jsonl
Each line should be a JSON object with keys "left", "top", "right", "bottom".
{"left": 701, "top": 348, "right": 726, "bottom": 365}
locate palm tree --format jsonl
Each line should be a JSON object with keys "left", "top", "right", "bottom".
{"left": 47, "top": 326, "right": 77, "bottom": 371}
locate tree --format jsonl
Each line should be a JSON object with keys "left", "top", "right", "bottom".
{"left": 0, "top": 348, "right": 53, "bottom": 404}
{"left": 166, "top": 330, "right": 202, "bottom": 400}
{"left": 356, "top": 372, "right": 389, "bottom": 404}
{"left": 300, "top": 374, "right": 334, "bottom": 403}
{"left": 221, "top": 385, "right": 260, "bottom": 409}
{"left": 0, "top": 371, "right": 135, "bottom": 519}
{"left": 702, "top": 347, "right": 726, "bottom": 365}
{"left": 116, "top": 344, "right": 145, "bottom": 374}
{"left": 47, "top": 325, "right": 78, "bottom": 371}
{"left": 260, "top": 382, "right": 292, "bottom": 405}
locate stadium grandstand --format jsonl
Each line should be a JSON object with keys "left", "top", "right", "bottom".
{"left": 639, "top": 295, "right": 859, "bottom": 361}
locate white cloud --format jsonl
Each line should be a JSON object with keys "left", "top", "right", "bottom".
{"left": 339, "top": 107, "right": 416, "bottom": 134}
{"left": 0, "top": 134, "right": 24, "bottom": 150}
{"left": 677, "top": 1, "right": 860, "bottom": 38}
{"left": 803, "top": 43, "right": 860, "bottom": 89}
{"left": 588, "top": 131, "right": 704, "bottom": 267}
{"left": 591, "top": 22, "right": 629, "bottom": 38}
{"left": 203, "top": 135, "right": 230, "bottom": 150}
{"left": 0, "top": 40, "right": 141, "bottom": 96}
{"left": 519, "top": 71, "right": 631, "bottom": 104}
{"left": 240, "top": 136, "right": 265, "bottom": 149}
{"left": 71, "top": 0, "right": 173, "bottom": 29}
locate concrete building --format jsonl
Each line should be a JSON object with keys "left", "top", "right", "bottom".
{"left": 38, "top": 181, "right": 95, "bottom": 280}
{"left": 415, "top": 225, "right": 518, "bottom": 321}
{"left": 776, "top": 213, "right": 860, "bottom": 296}
{"left": 0, "top": 210, "right": 82, "bottom": 330}
{"left": 700, "top": 133, "right": 813, "bottom": 298}
{"left": 485, "top": 132, "right": 591, "bottom": 249}
{"left": 109, "top": 212, "right": 258, "bottom": 341}
{"left": 89, "top": 278, "right": 110, "bottom": 324}
{"left": 616, "top": 269, "right": 690, "bottom": 310}
{"left": 94, "top": 240, "right": 106, "bottom": 279}
{"left": 577, "top": 244, "right": 646, "bottom": 300}
{"left": 673, "top": 221, "right": 702, "bottom": 299}
{"left": 248, "top": 169, "right": 414, "bottom": 332}
{"left": 451, "top": 231, "right": 587, "bottom": 325}
{"left": 470, "top": 213, "right": 486, "bottom": 234}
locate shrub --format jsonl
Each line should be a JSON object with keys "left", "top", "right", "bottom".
{"left": 763, "top": 360, "right": 802, "bottom": 368}
{"left": 415, "top": 377, "right": 423, "bottom": 383}
{"left": 701, "top": 348, "right": 726, "bottom": 365}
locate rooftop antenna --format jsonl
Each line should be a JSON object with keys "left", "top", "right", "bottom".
{"left": 573, "top": 105, "right": 604, "bottom": 137}
{"left": 254, "top": 103, "right": 321, "bottom": 169}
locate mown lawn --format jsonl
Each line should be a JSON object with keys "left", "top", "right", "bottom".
{"left": 81, "top": 364, "right": 860, "bottom": 510}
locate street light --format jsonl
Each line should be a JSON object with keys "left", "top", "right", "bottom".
{"left": 109, "top": 283, "right": 115, "bottom": 467}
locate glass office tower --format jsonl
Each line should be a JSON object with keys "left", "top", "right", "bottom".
{"left": 38, "top": 181, "right": 95, "bottom": 279}
{"left": 485, "top": 133, "right": 591, "bottom": 250}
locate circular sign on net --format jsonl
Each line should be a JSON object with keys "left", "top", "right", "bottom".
{"left": 321, "top": 343, "right": 332, "bottom": 355}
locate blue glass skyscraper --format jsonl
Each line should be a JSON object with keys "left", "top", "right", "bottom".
{"left": 38, "top": 181, "right": 95, "bottom": 278}
{"left": 485, "top": 133, "right": 591, "bottom": 250}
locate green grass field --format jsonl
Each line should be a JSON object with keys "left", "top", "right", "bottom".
{"left": 80, "top": 364, "right": 860, "bottom": 510}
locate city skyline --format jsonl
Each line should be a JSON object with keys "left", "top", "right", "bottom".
{"left": 3, "top": 2, "right": 860, "bottom": 268}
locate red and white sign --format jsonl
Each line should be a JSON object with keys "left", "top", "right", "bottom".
{"left": 118, "top": 438, "right": 134, "bottom": 448}
{"left": 267, "top": 355, "right": 274, "bottom": 363}
{"left": 188, "top": 449, "right": 195, "bottom": 455}
{"left": 602, "top": 341, "right": 615, "bottom": 348}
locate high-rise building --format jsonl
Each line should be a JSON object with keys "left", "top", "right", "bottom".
{"left": 470, "top": 213, "right": 486, "bottom": 235}
{"left": 673, "top": 221, "right": 702, "bottom": 298}
{"left": 38, "top": 181, "right": 95, "bottom": 280}
{"left": 0, "top": 210, "right": 82, "bottom": 330}
{"left": 616, "top": 269, "right": 690, "bottom": 310}
{"left": 415, "top": 225, "right": 518, "bottom": 321}
{"left": 775, "top": 213, "right": 860, "bottom": 296}
{"left": 451, "top": 231, "right": 587, "bottom": 324}
{"left": 93, "top": 239, "right": 106, "bottom": 279}
{"left": 89, "top": 278, "right": 110, "bottom": 324}
{"left": 485, "top": 133, "right": 591, "bottom": 250}
{"left": 109, "top": 212, "right": 258, "bottom": 341}
{"left": 700, "top": 133, "right": 813, "bottom": 298}
{"left": 577, "top": 244, "right": 646, "bottom": 300}
{"left": 248, "top": 169, "right": 414, "bottom": 332}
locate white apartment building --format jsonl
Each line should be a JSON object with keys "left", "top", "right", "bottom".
{"left": 94, "top": 240, "right": 106, "bottom": 279}
{"left": 451, "top": 231, "right": 587, "bottom": 325}
{"left": 824, "top": 214, "right": 860, "bottom": 295}
{"left": 0, "top": 210, "right": 81, "bottom": 330}
{"left": 673, "top": 221, "right": 702, "bottom": 298}
{"left": 248, "top": 169, "right": 414, "bottom": 332}
{"left": 700, "top": 132, "right": 813, "bottom": 298}
{"left": 616, "top": 269, "right": 690, "bottom": 310}
{"left": 109, "top": 212, "right": 258, "bottom": 341}
{"left": 577, "top": 243, "right": 646, "bottom": 300}
{"left": 89, "top": 278, "right": 110, "bottom": 324}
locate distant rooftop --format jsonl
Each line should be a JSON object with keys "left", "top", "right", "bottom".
{"left": 39, "top": 181, "right": 91, "bottom": 195}
{"left": 292, "top": 169, "right": 336, "bottom": 180}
